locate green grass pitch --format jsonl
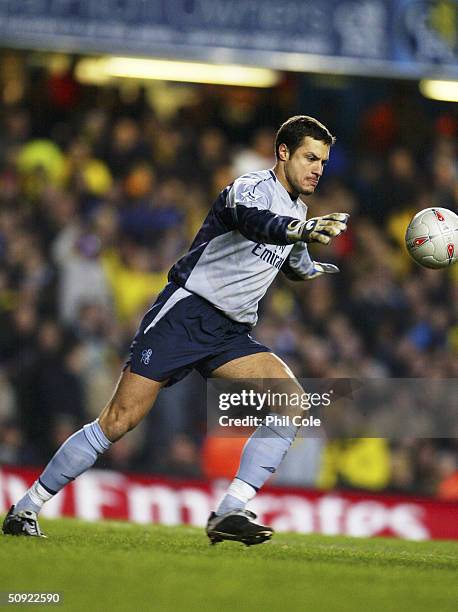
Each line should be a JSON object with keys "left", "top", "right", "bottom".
{"left": 1, "top": 518, "right": 457, "bottom": 612}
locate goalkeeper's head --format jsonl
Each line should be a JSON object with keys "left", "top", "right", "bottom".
{"left": 274, "top": 115, "right": 336, "bottom": 197}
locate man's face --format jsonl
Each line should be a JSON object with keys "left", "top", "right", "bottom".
{"left": 280, "top": 136, "right": 330, "bottom": 196}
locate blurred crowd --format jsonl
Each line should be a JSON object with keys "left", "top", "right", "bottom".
{"left": 0, "top": 51, "right": 457, "bottom": 499}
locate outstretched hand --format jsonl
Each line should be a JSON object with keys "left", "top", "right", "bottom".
{"left": 301, "top": 213, "right": 349, "bottom": 245}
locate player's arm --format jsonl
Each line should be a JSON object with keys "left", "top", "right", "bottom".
{"left": 226, "top": 179, "right": 348, "bottom": 245}
{"left": 281, "top": 242, "right": 340, "bottom": 281}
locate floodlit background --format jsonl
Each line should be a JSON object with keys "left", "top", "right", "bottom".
{"left": 0, "top": 0, "right": 457, "bottom": 502}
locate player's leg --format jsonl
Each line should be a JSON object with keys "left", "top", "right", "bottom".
{"left": 213, "top": 351, "right": 297, "bottom": 380}
{"left": 3, "top": 369, "right": 165, "bottom": 537}
{"left": 206, "top": 352, "right": 304, "bottom": 545}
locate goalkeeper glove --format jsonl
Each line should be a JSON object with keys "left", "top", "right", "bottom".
{"left": 301, "top": 212, "right": 349, "bottom": 245}
{"left": 303, "top": 261, "right": 340, "bottom": 280}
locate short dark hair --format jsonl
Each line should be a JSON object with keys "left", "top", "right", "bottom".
{"left": 275, "top": 115, "right": 336, "bottom": 159}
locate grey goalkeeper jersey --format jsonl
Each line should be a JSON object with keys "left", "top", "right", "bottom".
{"left": 169, "top": 169, "right": 314, "bottom": 326}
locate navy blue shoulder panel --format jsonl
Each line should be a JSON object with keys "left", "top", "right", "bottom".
{"left": 168, "top": 187, "right": 234, "bottom": 285}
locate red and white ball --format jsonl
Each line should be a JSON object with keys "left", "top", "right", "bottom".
{"left": 405, "top": 207, "right": 458, "bottom": 269}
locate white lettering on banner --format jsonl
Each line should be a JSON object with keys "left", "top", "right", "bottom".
{"left": 128, "top": 485, "right": 181, "bottom": 525}
{"left": 75, "top": 471, "right": 126, "bottom": 520}
{"left": 389, "top": 504, "right": 429, "bottom": 541}
{"left": 317, "top": 497, "right": 346, "bottom": 536}
{"left": 0, "top": 471, "right": 4, "bottom": 510}
{"left": 346, "top": 501, "right": 387, "bottom": 537}
{"left": 4, "top": 474, "right": 28, "bottom": 508}
{"left": 0, "top": 468, "right": 441, "bottom": 540}
{"left": 270, "top": 496, "right": 314, "bottom": 533}
{"left": 249, "top": 494, "right": 281, "bottom": 525}
{"left": 179, "top": 489, "right": 211, "bottom": 527}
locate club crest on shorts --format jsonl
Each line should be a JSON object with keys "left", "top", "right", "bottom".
{"left": 141, "top": 348, "right": 153, "bottom": 365}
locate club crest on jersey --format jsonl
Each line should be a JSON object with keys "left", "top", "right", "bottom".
{"left": 240, "top": 190, "right": 260, "bottom": 202}
{"left": 141, "top": 348, "right": 153, "bottom": 365}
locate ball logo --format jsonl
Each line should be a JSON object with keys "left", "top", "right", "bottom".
{"left": 433, "top": 209, "right": 445, "bottom": 222}
{"left": 141, "top": 348, "right": 153, "bottom": 365}
{"left": 405, "top": 207, "right": 457, "bottom": 269}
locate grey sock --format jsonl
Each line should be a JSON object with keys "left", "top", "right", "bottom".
{"left": 216, "top": 419, "right": 298, "bottom": 515}
{"left": 14, "top": 420, "right": 111, "bottom": 514}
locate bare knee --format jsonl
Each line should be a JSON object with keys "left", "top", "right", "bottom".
{"left": 265, "top": 371, "right": 306, "bottom": 419}
{"left": 99, "top": 400, "right": 139, "bottom": 442}
{"left": 97, "top": 368, "right": 163, "bottom": 442}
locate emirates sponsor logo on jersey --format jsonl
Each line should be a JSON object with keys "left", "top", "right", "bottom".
{"left": 251, "top": 243, "right": 287, "bottom": 269}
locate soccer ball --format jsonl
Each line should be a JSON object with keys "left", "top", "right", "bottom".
{"left": 405, "top": 207, "right": 458, "bottom": 269}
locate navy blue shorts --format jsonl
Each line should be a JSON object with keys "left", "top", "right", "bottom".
{"left": 125, "top": 282, "right": 270, "bottom": 386}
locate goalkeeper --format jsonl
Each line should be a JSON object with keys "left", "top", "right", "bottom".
{"left": 4, "top": 115, "right": 349, "bottom": 545}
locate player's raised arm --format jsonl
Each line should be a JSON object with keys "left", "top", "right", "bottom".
{"left": 226, "top": 176, "right": 349, "bottom": 246}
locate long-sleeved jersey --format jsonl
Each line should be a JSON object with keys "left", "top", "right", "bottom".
{"left": 169, "top": 169, "right": 314, "bottom": 326}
